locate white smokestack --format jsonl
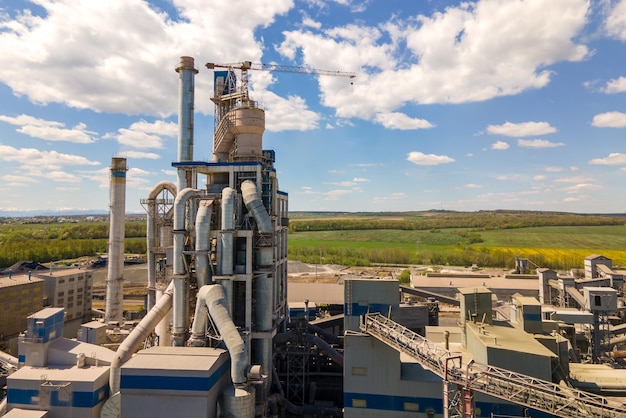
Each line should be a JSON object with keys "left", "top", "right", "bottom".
{"left": 105, "top": 157, "right": 128, "bottom": 323}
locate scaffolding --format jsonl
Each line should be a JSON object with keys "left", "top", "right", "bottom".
{"left": 360, "top": 312, "right": 626, "bottom": 418}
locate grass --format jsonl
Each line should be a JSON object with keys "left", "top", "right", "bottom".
{"left": 288, "top": 225, "right": 626, "bottom": 268}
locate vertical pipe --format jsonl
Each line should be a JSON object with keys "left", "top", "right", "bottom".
{"left": 105, "top": 157, "right": 128, "bottom": 324}
{"left": 145, "top": 181, "right": 176, "bottom": 312}
{"left": 172, "top": 187, "right": 202, "bottom": 345}
{"left": 221, "top": 187, "right": 235, "bottom": 275}
{"left": 175, "top": 56, "right": 198, "bottom": 192}
{"left": 195, "top": 200, "right": 212, "bottom": 287}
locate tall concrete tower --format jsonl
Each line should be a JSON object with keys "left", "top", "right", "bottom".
{"left": 105, "top": 157, "right": 128, "bottom": 323}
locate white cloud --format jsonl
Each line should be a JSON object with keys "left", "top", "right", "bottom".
{"left": 561, "top": 183, "right": 601, "bottom": 193}
{"left": 496, "top": 174, "right": 521, "bottom": 180}
{"left": 350, "top": 163, "right": 383, "bottom": 168}
{"left": 325, "top": 189, "right": 355, "bottom": 200}
{"left": 0, "top": 145, "right": 100, "bottom": 171}
{"left": 106, "top": 119, "right": 177, "bottom": 149}
{"left": 606, "top": 0, "right": 626, "bottom": 40}
{"left": 533, "top": 175, "right": 546, "bottom": 180}
{"left": 0, "top": 114, "right": 97, "bottom": 144}
{"left": 600, "top": 76, "right": 626, "bottom": 94}
{"left": 407, "top": 151, "right": 454, "bottom": 166}
{"left": 302, "top": 16, "right": 322, "bottom": 30}
{"left": 487, "top": 121, "right": 557, "bottom": 137}
{"left": 250, "top": 71, "right": 321, "bottom": 131}
{"left": 545, "top": 166, "right": 563, "bottom": 172}
{"left": 591, "top": 111, "right": 626, "bottom": 128}
{"left": 0, "top": 0, "right": 293, "bottom": 116}
{"left": 554, "top": 176, "right": 593, "bottom": 183}
{"left": 517, "top": 139, "right": 564, "bottom": 148}
{"left": 589, "top": 153, "right": 626, "bottom": 165}
{"left": 277, "top": 0, "right": 589, "bottom": 120}
{"left": 374, "top": 112, "right": 434, "bottom": 130}
{"left": 353, "top": 177, "right": 369, "bottom": 183}
{"left": 47, "top": 171, "right": 81, "bottom": 183}
{"left": 465, "top": 183, "right": 481, "bottom": 188}
{"left": 373, "top": 192, "right": 405, "bottom": 202}
{"left": 122, "top": 151, "right": 161, "bottom": 159}
{"left": 0, "top": 174, "right": 40, "bottom": 185}
{"left": 491, "top": 141, "right": 509, "bottom": 150}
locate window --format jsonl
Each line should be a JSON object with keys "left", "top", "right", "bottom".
{"left": 351, "top": 367, "right": 367, "bottom": 376}
{"left": 595, "top": 295, "right": 602, "bottom": 306}
{"left": 352, "top": 399, "right": 366, "bottom": 408}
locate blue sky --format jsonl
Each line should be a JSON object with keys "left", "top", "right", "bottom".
{"left": 1, "top": 0, "right": 626, "bottom": 215}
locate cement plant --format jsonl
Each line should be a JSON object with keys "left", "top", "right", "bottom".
{"left": 2, "top": 57, "right": 626, "bottom": 417}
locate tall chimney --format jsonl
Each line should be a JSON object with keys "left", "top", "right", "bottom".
{"left": 105, "top": 157, "right": 128, "bottom": 323}
{"left": 175, "top": 56, "right": 198, "bottom": 192}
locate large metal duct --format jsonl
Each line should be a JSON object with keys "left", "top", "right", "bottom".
{"left": 175, "top": 56, "right": 198, "bottom": 192}
{"left": 105, "top": 157, "right": 128, "bottom": 324}
{"left": 172, "top": 187, "right": 203, "bottom": 345}
{"left": 241, "top": 180, "right": 272, "bottom": 233}
{"left": 195, "top": 199, "right": 213, "bottom": 287}
{"left": 146, "top": 181, "right": 176, "bottom": 312}
{"left": 108, "top": 280, "right": 174, "bottom": 395}
{"left": 190, "top": 284, "right": 250, "bottom": 384}
{"left": 221, "top": 187, "right": 235, "bottom": 275}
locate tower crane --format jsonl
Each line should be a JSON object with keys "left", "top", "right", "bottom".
{"left": 205, "top": 61, "right": 356, "bottom": 127}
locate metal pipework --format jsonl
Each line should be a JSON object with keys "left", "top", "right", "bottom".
{"left": 189, "top": 284, "right": 250, "bottom": 384}
{"left": 195, "top": 199, "right": 213, "bottom": 287}
{"left": 241, "top": 179, "right": 272, "bottom": 233}
{"left": 221, "top": 187, "right": 235, "bottom": 276}
{"left": 108, "top": 281, "right": 174, "bottom": 398}
{"left": 175, "top": 56, "right": 198, "bottom": 192}
{"left": 172, "top": 187, "right": 203, "bottom": 345}
{"left": 146, "top": 181, "right": 176, "bottom": 312}
{"left": 105, "top": 157, "right": 128, "bottom": 324}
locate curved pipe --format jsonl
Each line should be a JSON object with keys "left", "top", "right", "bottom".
{"left": 274, "top": 332, "right": 343, "bottom": 367}
{"left": 0, "top": 350, "right": 18, "bottom": 367}
{"left": 146, "top": 181, "right": 176, "bottom": 312}
{"left": 190, "top": 284, "right": 249, "bottom": 384}
{"left": 195, "top": 200, "right": 213, "bottom": 287}
{"left": 241, "top": 180, "right": 272, "bottom": 233}
{"left": 307, "top": 323, "right": 343, "bottom": 347}
{"left": 109, "top": 280, "right": 174, "bottom": 395}
{"left": 172, "top": 188, "right": 202, "bottom": 343}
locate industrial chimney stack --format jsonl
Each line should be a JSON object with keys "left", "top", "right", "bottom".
{"left": 105, "top": 157, "right": 128, "bottom": 324}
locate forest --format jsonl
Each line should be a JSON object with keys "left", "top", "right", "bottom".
{"left": 0, "top": 219, "right": 146, "bottom": 267}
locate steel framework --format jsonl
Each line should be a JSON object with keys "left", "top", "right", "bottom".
{"left": 360, "top": 312, "right": 626, "bottom": 418}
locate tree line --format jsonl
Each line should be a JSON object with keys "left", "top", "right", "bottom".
{"left": 0, "top": 221, "right": 146, "bottom": 267}
{"left": 288, "top": 211, "right": 623, "bottom": 232}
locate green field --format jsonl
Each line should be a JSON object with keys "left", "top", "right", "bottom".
{"left": 2, "top": 211, "right": 625, "bottom": 271}
{"left": 287, "top": 213, "right": 626, "bottom": 269}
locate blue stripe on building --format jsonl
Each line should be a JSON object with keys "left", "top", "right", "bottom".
{"left": 8, "top": 384, "right": 109, "bottom": 408}
{"left": 344, "top": 392, "right": 552, "bottom": 417}
{"left": 111, "top": 171, "right": 126, "bottom": 178}
{"left": 120, "top": 359, "right": 229, "bottom": 391}
{"left": 522, "top": 312, "right": 542, "bottom": 322}
{"left": 345, "top": 303, "right": 390, "bottom": 317}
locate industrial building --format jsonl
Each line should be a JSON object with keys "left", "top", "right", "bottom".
{"left": 0, "top": 273, "right": 43, "bottom": 353}
{"left": 2, "top": 56, "right": 626, "bottom": 417}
